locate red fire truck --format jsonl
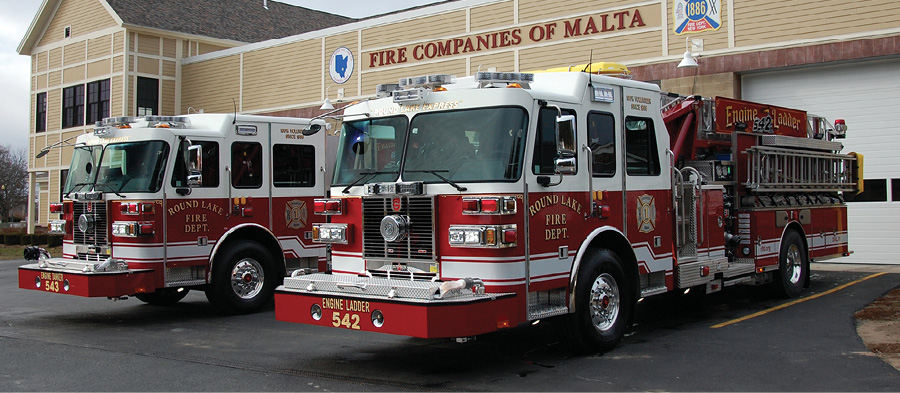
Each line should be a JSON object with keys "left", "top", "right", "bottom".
{"left": 20, "top": 114, "right": 335, "bottom": 314}
{"left": 274, "top": 64, "right": 860, "bottom": 352}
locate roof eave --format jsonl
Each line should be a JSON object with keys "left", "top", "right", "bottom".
{"left": 122, "top": 23, "right": 249, "bottom": 47}
{"left": 17, "top": 0, "right": 57, "bottom": 56}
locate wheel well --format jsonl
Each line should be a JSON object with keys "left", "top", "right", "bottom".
{"left": 784, "top": 222, "right": 810, "bottom": 287}
{"left": 570, "top": 230, "right": 640, "bottom": 311}
{"left": 212, "top": 226, "right": 286, "bottom": 278}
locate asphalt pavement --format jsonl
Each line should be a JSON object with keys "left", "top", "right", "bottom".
{"left": 1, "top": 258, "right": 898, "bottom": 391}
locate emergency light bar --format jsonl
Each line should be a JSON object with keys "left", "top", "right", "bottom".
{"left": 95, "top": 116, "right": 138, "bottom": 135}
{"left": 390, "top": 74, "right": 456, "bottom": 103}
{"left": 375, "top": 83, "right": 400, "bottom": 98}
{"left": 475, "top": 72, "right": 534, "bottom": 88}
{"left": 145, "top": 116, "right": 190, "bottom": 129}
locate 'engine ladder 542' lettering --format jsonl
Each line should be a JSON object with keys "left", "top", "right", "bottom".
{"left": 322, "top": 298, "right": 370, "bottom": 313}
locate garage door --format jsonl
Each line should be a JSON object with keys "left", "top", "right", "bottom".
{"left": 743, "top": 59, "right": 900, "bottom": 264}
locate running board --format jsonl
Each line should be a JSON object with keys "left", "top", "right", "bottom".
{"left": 641, "top": 285, "right": 668, "bottom": 298}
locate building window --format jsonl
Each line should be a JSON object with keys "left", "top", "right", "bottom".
{"left": 136, "top": 77, "right": 158, "bottom": 116}
{"left": 36, "top": 92, "right": 47, "bottom": 132}
{"left": 231, "top": 142, "right": 262, "bottom": 188}
{"left": 86, "top": 79, "right": 110, "bottom": 124}
{"left": 588, "top": 112, "right": 616, "bottom": 177}
{"left": 273, "top": 144, "right": 316, "bottom": 187}
{"left": 846, "top": 179, "right": 887, "bottom": 203}
{"left": 625, "top": 116, "right": 660, "bottom": 176}
{"left": 62, "top": 84, "right": 84, "bottom": 129}
{"left": 64, "top": 26, "right": 71, "bottom": 39}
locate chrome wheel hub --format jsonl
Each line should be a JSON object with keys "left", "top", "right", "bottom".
{"left": 231, "top": 258, "right": 264, "bottom": 299}
{"left": 786, "top": 244, "right": 802, "bottom": 284}
{"left": 589, "top": 273, "right": 620, "bottom": 332}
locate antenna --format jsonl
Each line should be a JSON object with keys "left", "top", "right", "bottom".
{"left": 232, "top": 98, "right": 237, "bottom": 124}
{"left": 582, "top": 50, "right": 594, "bottom": 73}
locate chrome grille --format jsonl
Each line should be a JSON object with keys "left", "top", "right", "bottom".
{"left": 73, "top": 201, "right": 108, "bottom": 246}
{"left": 362, "top": 196, "right": 435, "bottom": 261}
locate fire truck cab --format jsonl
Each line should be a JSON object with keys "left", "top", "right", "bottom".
{"left": 275, "top": 66, "right": 858, "bottom": 352}
{"left": 20, "top": 114, "right": 334, "bottom": 314}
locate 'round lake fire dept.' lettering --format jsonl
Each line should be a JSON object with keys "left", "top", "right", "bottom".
{"left": 529, "top": 194, "right": 583, "bottom": 240}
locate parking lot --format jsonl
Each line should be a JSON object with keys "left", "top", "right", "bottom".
{"left": 1, "top": 257, "right": 898, "bottom": 391}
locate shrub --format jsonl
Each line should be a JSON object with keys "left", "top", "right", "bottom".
{"left": 47, "top": 235, "right": 63, "bottom": 247}
{"left": 20, "top": 234, "right": 33, "bottom": 245}
{"left": 4, "top": 233, "right": 22, "bottom": 245}
{"left": 32, "top": 234, "right": 48, "bottom": 245}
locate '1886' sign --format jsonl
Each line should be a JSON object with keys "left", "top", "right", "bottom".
{"left": 673, "top": 0, "right": 721, "bottom": 35}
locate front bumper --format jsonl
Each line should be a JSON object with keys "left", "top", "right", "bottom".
{"left": 19, "top": 258, "right": 155, "bottom": 298}
{"left": 275, "top": 273, "right": 518, "bottom": 338}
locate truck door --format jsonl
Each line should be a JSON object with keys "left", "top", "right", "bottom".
{"left": 268, "top": 122, "right": 328, "bottom": 272}
{"left": 228, "top": 121, "right": 271, "bottom": 229}
{"left": 621, "top": 86, "right": 672, "bottom": 288}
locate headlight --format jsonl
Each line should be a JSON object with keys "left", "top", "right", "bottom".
{"left": 312, "top": 224, "right": 349, "bottom": 244}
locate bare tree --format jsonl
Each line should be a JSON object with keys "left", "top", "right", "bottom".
{"left": 0, "top": 145, "right": 28, "bottom": 222}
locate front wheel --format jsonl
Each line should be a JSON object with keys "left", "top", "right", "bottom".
{"left": 206, "top": 241, "right": 277, "bottom": 314}
{"left": 560, "top": 248, "right": 634, "bottom": 354}
{"left": 774, "top": 230, "right": 807, "bottom": 298}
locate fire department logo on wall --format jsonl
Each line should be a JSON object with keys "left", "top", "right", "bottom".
{"left": 673, "top": 0, "right": 722, "bottom": 35}
{"left": 284, "top": 200, "right": 308, "bottom": 230}
{"left": 329, "top": 47, "right": 354, "bottom": 84}
{"left": 636, "top": 194, "right": 657, "bottom": 233}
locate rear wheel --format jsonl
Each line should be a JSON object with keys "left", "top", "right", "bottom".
{"left": 561, "top": 248, "right": 634, "bottom": 354}
{"left": 135, "top": 288, "right": 189, "bottom": 306}
{"left": 206, "top": 241, "right": 277, "bottom": 314}
{"left": 774, "top": 230, "right": 807, "bottom": 298}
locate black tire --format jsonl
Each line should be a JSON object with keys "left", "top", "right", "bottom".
{"left": 205, "top": 241, "right": 277, "bottom": 314}
{"left": 774, "top": 230, "right": 807, "bottom": 298}
{"left": 561, "top": 248, "right": 635, "bottom": 354}
{"left": 135, "top": 288, "right": 189, "bottom": 306}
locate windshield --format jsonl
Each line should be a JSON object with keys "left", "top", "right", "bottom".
{"left": 403, "top": 107, "right": 528, "bottom": 182}
{"left": 64, "top": 145, "right": 102, "bottom": 194}
{"left": 94, "top": 141, "right": 170, "bottom": 194}
{"left": 333, "top": 116, "right": 409, "bottom": 185}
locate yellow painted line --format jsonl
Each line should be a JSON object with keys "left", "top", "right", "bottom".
{"left": 711, "top": 272, "right": 887, "bottom": 329}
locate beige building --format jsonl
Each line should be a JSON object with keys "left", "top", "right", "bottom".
{"left": 20, "top": 0, "right": 900, "bottom": 263}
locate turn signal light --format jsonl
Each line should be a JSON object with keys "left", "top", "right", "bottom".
{"left": 461, "top": 196, "right": 516, "bottom": 215}
{"left": 314, "top": 199, "right": 343, "bottom": 215}
{"left": 49, "top": 203, "right": 63, "bottom": 213}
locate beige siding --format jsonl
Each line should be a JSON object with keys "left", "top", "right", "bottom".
{"left": 470, "top": 2, "right": 515, "bottom": 31}
{"left": 43, "top": 133, "right": 61, "bottom": 169}
{"left": 49, "top": 71, "right": 61, "bottom": 88}
{"left": 242, "top": 40, "right": 321, "bottom": 111}
{"left": 518, "top": 0, "right": 637, "bottom": 23}
{"left": 127, "top": 55, "right": 134, "bottom": 72}
{"left": 519, "top": 30, "right": 661, "bottom": 71}
{"left": 325, "top": 32, "right": 360, "bottom": 99}
{"left": 362, "top": 58, "right": 467, "bottom": 94}
{"left": 86, "top": 59, "right": 110, "bottom": 79}
{"left": 87, "top": 35, "right": 112, "bottom": 59}
{"left": 32, "top": 135, "right": 45, "bottom": 168}
{"left": 163, "top": 38, "right": 177, "bottom": 58}
{"left": 363, "top": 11, "right": 467, "bottom": 49}
{"left": 161, "top": 79, "right": 176, "bottom": 115}
{"left": 136, "top": 56, "right": 159, "bottom": 75}
{"left": 37, "top": 52, "right": 48, "bottom": 72}
{"left": 112, "top": 55, "right": 124, "bottom": 73}
{"left": 667, "top": 0, "right": 729, "bottom": 55}
{"left": 162, "top": 60, "right": 176, "bottom": 77}
{"left": 114, "top": 32, "right": 124, "bottom": 53}
{"left": 181, "top": 55, "right": 241, "bottom": 113}
{"left": 137, "top": 34, "right": 160, "bottom": 55}
{"left": 36, "top": 74, "right": 48, "bottom": 90}
{"left": 470, "top": 51, "right": 516, "bottom": 74}
{"left": 735, "top": 0, "right": 900, "bottom": 46}
{"left": 62, "top": 65, "right": 84, "bottom": 84}
{"left": 49, "top": 48, "right": 62, "bottom": 69}
{"left": 111, "top": 76, "right": 123, "bottom": 116}
{"left": 63, "top": 41, "right": 86, "bottom": 66}
{"left": 37, "top": 0, "right": 118, "bottom": 47}
{"left": 128, "top": 33, "right": 135, "bottom": 53}
{"left": 46, "top": 90, "right": 61, "bottom": 132}
{"left": 197, "top": 42, "right": 229, "bottom": 55}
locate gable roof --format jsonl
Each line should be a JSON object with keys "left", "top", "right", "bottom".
{"left": 106, "top": 0, "right": 355, "bottom": 43}
{"left": 19, "top": 0, "right": 355, "bottom": 55}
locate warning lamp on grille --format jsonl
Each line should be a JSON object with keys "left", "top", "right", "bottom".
{"left": 120, "top": 202, "right": 154, "bottom": 215}
{"left": 111, "top": 221, "right": 155, "bottom": 237}
{"left": 49, "top": 203, "right": 64, "bottom": 213}
{"left": 449, "top": 224, "right": 517, "bottom": 248}
{"left": 313, "top": 198, "right": 343, "bottom": 215}
{"left": 312, "top": 223, "right": 349, "bottom": 244}
{"left": 461, "top": 196, "right": 516, "bottom": 215}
